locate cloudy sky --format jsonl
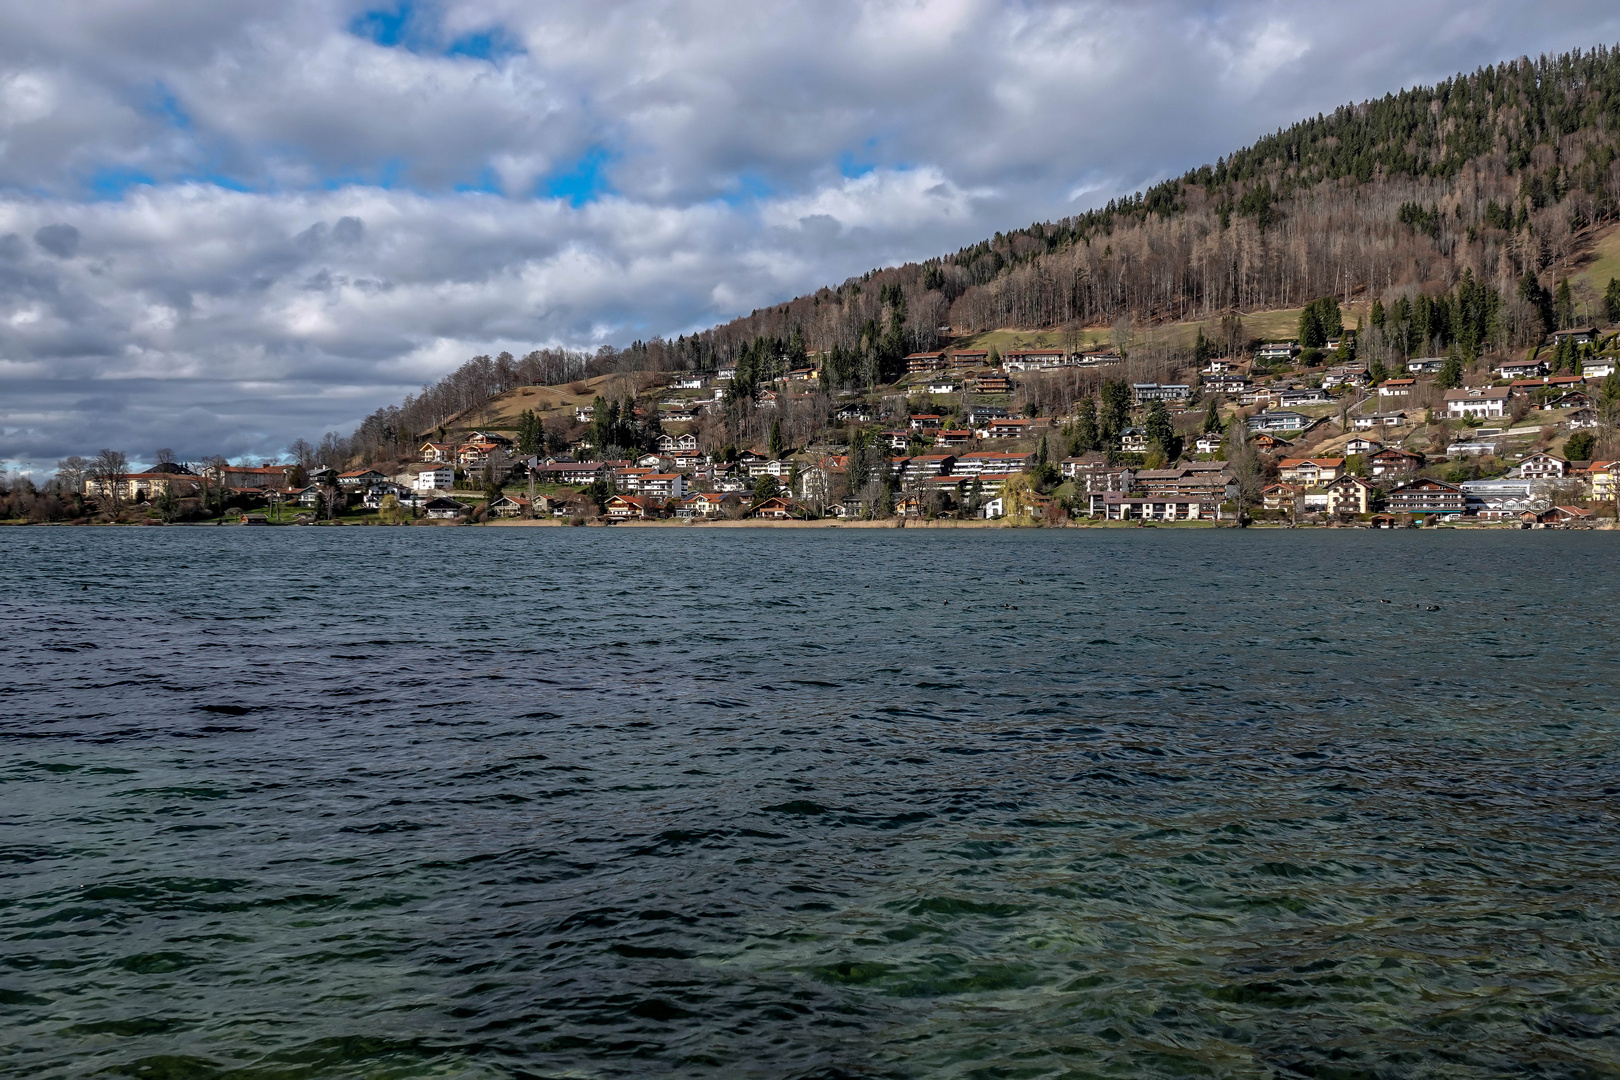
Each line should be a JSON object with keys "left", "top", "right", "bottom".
{"left": 2, "top": 1, "right": 1618, "bottom": 472}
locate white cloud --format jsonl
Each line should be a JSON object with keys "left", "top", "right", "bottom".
{"left": 4, "top": 0, "right": 1620, "bottom": 471}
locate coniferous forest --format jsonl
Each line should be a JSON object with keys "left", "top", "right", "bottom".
{"left": 347, "top": 46, "right": 1620, "bottom": 458}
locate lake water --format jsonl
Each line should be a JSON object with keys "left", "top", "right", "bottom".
{"left": 3, "top": 527, "right": 1619, "bottom": 1079}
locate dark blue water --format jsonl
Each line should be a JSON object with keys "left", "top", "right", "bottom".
{"left": 4, "top": 527, "right": 1619, "bottom": 1079}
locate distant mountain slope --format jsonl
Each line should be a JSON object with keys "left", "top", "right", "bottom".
{"left": 346, "top": 46, "right": 1620, "bottom": 459}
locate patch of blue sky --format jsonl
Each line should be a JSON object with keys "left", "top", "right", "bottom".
{"left": 838, "top": 151, "right": 876, "bottom": 179}
{"left": 455, "top": 167, "right": 502, "bottom": 195}
{"left": 148, "top": 85, "right": 193, "bottom": 130}
{"left": 351, "top": 2, "right": 522, "bottom": 62}
{"left": 718, "top": 172, "right": 775, "bottom": 206}
{"left": 349, "top": 4, "right": 413, "bottom": 48}
{"left": 446, "top": 28, "right": 523, "bottom": 62}
{"left": 88, "top": 167, "right": 156, "bottom": 200}
{"left": 542, "top": 147, "right": 615, "bottom": 206}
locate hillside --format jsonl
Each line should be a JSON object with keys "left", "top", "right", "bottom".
{"left": 343, "top": 46, "right": 1620, "bottom": 461}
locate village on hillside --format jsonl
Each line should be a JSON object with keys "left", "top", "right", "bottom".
{"left": 28, "top": 302, "right": 1620, "bottom": 529}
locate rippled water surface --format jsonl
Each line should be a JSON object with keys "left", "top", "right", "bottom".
{"left": 4, "top": 527, "right": 1620, "bottom": 1079}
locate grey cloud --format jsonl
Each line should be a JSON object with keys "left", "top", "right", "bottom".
{"left": 33, "top": 224, "right": 80, "bottom": 257}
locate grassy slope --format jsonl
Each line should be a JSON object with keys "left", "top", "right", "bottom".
{"left": 1571, "top": 222, "right": 1620, "bottom": 321}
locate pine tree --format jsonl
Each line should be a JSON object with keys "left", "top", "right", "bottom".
{"left": 1555, "top": 279, "right": 1575, "bottom": 330}
{"left": 1074, "top": 397, "right": 1099, "bottom": 453}
{"left": 1606, "top": 278, "right": 1620, "bottom": 325}
{"left": 767, "top": 418, "right": 785, "bottom": 459}
{"left": 1438, "top": 347, "right": 1464, "bottom": 389}
{"left": 1370, "top": 299, "right": 1386, "bottom": 329}
{"left": 1145, "top": 400, "right": 1177, "bottom": 459}
{"left": 1202, "top": 398, "right": 1220, "bottom": 434}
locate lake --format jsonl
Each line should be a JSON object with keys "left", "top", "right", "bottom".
{"left": 3, "top": 527, "right": 1619, "bottom": 1079}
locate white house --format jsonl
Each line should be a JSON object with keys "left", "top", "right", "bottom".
{"left": 1445, "top": 386, "right": 1510, "bottom": 419}
{"left": 413, "top": 464, "right": 456, "bottom": 492}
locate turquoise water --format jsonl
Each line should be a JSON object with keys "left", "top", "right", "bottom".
{"left": 3, "top": 528, "right": 1619, "bottom": 1079}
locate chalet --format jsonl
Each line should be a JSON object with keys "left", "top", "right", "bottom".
{"left": 487, "top": 495, "right": 532, "bottom": 518}
{"left": 661, "top": 406, "right": 698, "bottom": 423}
{"left": 948, "top": 350, "right": 990, "bottom": 367}
{"left": 1583, "top": 358, "right": 1618, "bottom": 378}
{"left": 1516, "top": 452, "right": 1569, "bottom": 480}
{"left": 1278, "top": 458, "right": 1345, "bottom": 485}
{"left": 657, "top": 433, "right": 700, "bottom": 454}
{"left": 1194, "top": 433, "right": 1223, "bottom": 455}
{"left": 1368, "top": 448, "right": 1423, "bottom": 478}
{"left": 1353, "top": 412, "right": 1406, "bottom": 430}
{"left": 423, "top": 497, "right": 467, "bottom": 519}
{"left": 1344, "top": 437, "right": 1382, "bottom": 454}
{"left": 967, "top": 373, "right": 1011, "bottom": 394}
{"left": 836, "top": 496, "right": 867, "bottom": 519}
{"left": 672, "top": 376, "right": 705, "bottom": 390}
{"left": 1445, "top": 386, "right": 1510, "bottom": 418}
{"left": 1075, "top": 352, "right": 1122, "bottom": 366}
{"left": 909, "top": 413, "right": 943, "bottom": 430}
{"left": 1250, "top": 433, "right": 1292, "bottom": 451}
{"left": 1203, "top": 373, "right": 1250, "bottom": 394}
{"left": 1498, "top": 357, "right": 1548, "bottom": 379}
{"left": 412, "top": 464, "right": 457, "bottom": 492}
{"left": 362, "top": 481, "right": 411, "bottom": 509}
{"left": 786, "top": 367, "right": 817, "bottom": 382}
{"left": 1552, "top": 327, "right": 1598, "bottom": 346}
{"left": 1325, "top": 475, "right": 1375, "bottom": 515}
{"left": 934, "top": 429, "right": 973, "bottom": 447}
{"left": 981, "top": 417, "right": 1045, "bottom": 439}
{"left": 835, "top": 403, "right": 875, "bottom": 422}
{"left": 1254, "top": 342, "right": 1298, "bottom": 362}
{"left": 1377, "top": 378, "right": 1417, "bottom": 399}
{"left": 1321, "top": 365, "right": 1370, "bottom": 389}
{"left": 1277, "top": 388, "right": 1331, "bottom": 407}
{"left": 751, "top": 496, "right": 799, "bottom": 520}
{"left": 965, "top": 405, "right": 1010, "bottom": 425}
{"left": 1003, "top": 350, "right": 1069, "bottom": 371}
{"left": 605, "top": 494, "right": 654, "bottom": 520}
{"left": 1543, "top": 391, "right": 1591, "bottom": 410}
{"left": 1132, "top": 382, "right": 1191, "bottom": 403}
{"left": 1510, "top": 375, "right": 1586, "bottom": 396}
{"left": 894, "top": 493, "right": 925, "bottom": 518}
{"left": 1119, "top": 427, "right": 1150, "bottom": 453}
{"left": 1384, "top": 477, "right": 1466, "bottom": 517}
{"left": 905, "top": 351, "right": 948, "bottom": 373}
{"left": 980, "top": 495, "right": 1006, "bottom": 519}
{"left": 1262, "top": 483, "right": 1301, "bottom": 510}
{"left": 1526, "top": 505, "right": 1593, "bottom": 524}
{"left": 457, "top": 441, "right": 500, "bottom": 467}
{"left": 677, "top": 491, "right": 740, "bottom": 519}
{"left": 575, "top": 404, "right": 594, "bottom": 422}
{"left": 640, "top": 473, "right": 686, "bottom": 500}
{"left": 337, "top": 469, "right": 386, "bottom": 489}
{"left": 1407, "top": 358, "right": 1445, "bottom": 374}
{"left": 927, "top": 380, "right": 958, "bottom": 394}
{"left": 419, "top": 441, "right": 454, "bottom": 462}
{"left": 756, "top": 390, "right": 780, "bottom": 409}
{"left": 885, "top": 430, "right": 912, "bottom": 452}
{"left": 1247, "top": 410, "right": 1311, "bottom": 433}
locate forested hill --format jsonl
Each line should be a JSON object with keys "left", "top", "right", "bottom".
{"left": 346, "top": 45, "right": 1620, "bottom": 459}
